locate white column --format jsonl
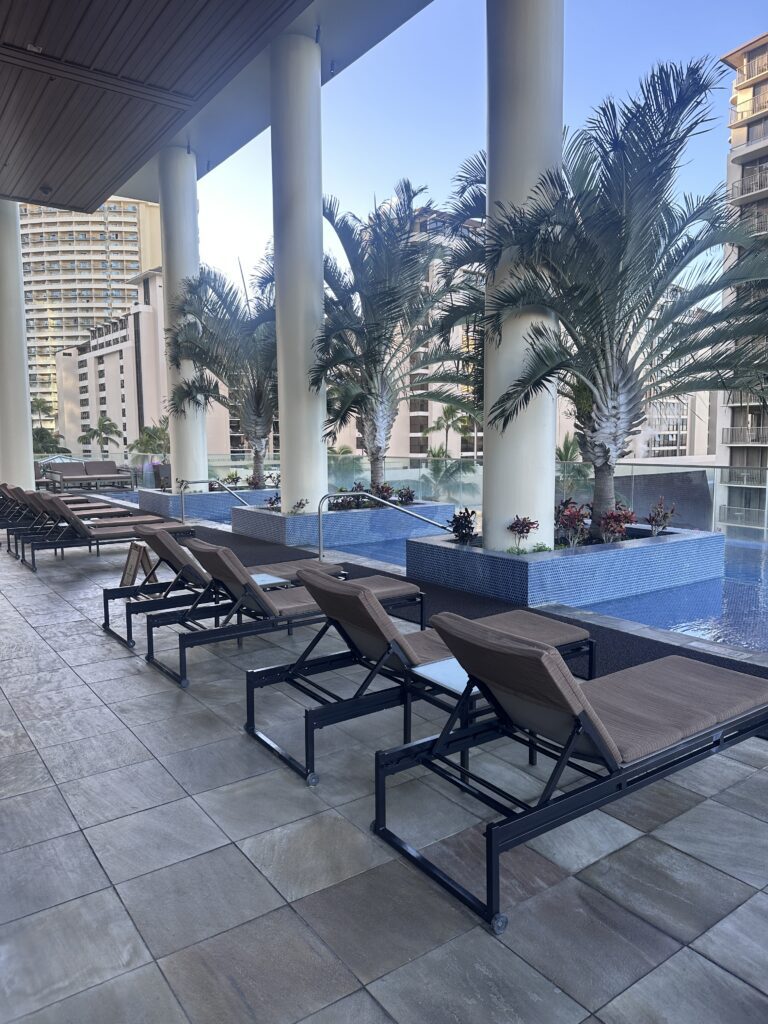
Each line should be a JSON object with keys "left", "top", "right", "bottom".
{"left": 0, "top": 200, "right": 34, "bottom": 489}
{"left": 482, "top": 0, "right": 563, "bottom": 551}
{"left": 270, "top": 32, "right": 328, "bottom": 512}
{"left": 158, "top": 146, "right": 208, "bottom": 493}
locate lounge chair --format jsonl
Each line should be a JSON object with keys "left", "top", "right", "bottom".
{"left": 18, "top": 494, "right": 192, "bottom": 571}
{"left": 46, "top": 459, "right": 131, "bottom": 491}
{"left": 101, "top": 527, "right": 347, "bottom": 648}
{"left": 372, "top": 611, "right": 768, "bottom": 934}
{"left": 243, "top": 567, "right": 594, "bottom": 785}
{"left": 144, "top": 541, "right": 425, "bottom": 689}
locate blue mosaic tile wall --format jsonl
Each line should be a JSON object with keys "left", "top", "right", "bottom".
{"left": 231, "top": 502, "right": 454, "bottom": 547}
{"left": 406, "top": 530, "right": 726, "bottom": 607}
{"left": 138, "top": 489, "right": 278, "bottom": 523}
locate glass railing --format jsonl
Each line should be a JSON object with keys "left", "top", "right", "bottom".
{"left": 732, "top": 168, "right": 768, "bottom": 199}
{"left": 736, "top": 53, "right": 768, "bottom": 85}
{"left": 720, "top": 466, "right": 768, "bottom": 486}
{"left": 730, "top": 92, "right": 768, "bottom": 125}
{"left": 722, "top": 426, "right": 768, "bottom": 444}
{"left": 719, "top": 505, "right": 766, "bottom": 527}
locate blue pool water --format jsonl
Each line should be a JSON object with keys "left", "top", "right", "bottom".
{"left": 581, "top": 539, "right": 768, "bottom": 652}
{"left": 334, "top": 538, "right": 407, "bottom": 566}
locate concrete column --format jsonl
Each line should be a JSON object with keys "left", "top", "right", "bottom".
{"left": 482, "top": 0, "right": 563, "bottom": 551}
{"left": 0, "top": 200, "right": 34, "bottom": 489}
{"left": 270, "top": 32, "right": 328, "bottom": 512}
{"left": 158, "top": 146, "right": 208, "bottom": 493}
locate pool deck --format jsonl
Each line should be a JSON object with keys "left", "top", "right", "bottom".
{"left": 2, "top": 542, "right": 768, "bottom": 1022}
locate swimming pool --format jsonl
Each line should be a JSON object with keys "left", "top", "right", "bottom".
{"left": 333, "top": 538, "right": 407, "bottom": 566}
{"left": 580, "top": 538, "right": 768, "bottom": 652}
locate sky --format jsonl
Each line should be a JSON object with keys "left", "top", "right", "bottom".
{"left": 197, "top": 0, "right": 768, "bottom": 284}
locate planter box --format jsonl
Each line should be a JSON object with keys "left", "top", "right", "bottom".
{"left": 138, "top": 488, "right": 278, "bottom": 524}
{"left": 231, "top": 501, "right": 454, "bottom": 547}
{"left": 406, "top": 527, "right": 725, "bottom": 607}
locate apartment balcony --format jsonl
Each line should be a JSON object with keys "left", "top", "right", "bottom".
{"left": 722, "top": 426, "right": 768, "bottom": 444}
{"left": 736, "top": 52, "right": 768, "bottom": 88}
{"left": 732, "top": 167, "right": 768, "bottom": 204}
{"left": 725, "top": 390, "right": 765, "bottom": 406}
{"left": 744, "top": 210, "right": 768, "bottom": 236}
{"left": 719, "top": 466, "right": 768, "bottom": 486}
{"left": 719, "top": 504, "right": 767, "bottom": 527}
{"left": 729, "top": 92, "right": 768, "bottom": 126}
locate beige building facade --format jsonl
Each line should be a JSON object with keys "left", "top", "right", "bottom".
{"left": 56, "top": 269, "right": 231, "bottom": 459}
{"left": 21, "top": 197, "right": 161, "bottom": 429}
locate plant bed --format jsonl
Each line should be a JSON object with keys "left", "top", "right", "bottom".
{"left": 406, "top": 526, "right": 725, "bottom": 607}
{"left": 138, "top": 488, "right": 279, "bottom": 524}
{"left": 231, "top": 501, "right": 455, "bottom": 547}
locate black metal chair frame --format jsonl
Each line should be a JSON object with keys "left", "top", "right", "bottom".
{"left": 372, "top": 671, "right": 768, "bottom": 935}
{"left": 18, "top": 520, "right": 194, "bottom": 572}
{"left": 146, "top": 585, "right": 426, "bottom": 690}
{"left": 244, "top": 617, "right": 593, "bottom": 787}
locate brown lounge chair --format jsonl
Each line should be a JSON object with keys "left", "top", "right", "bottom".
{"left": 102, "top": 526, "right": 347, "bottom": 648}
{"left": 243, "top": 567, "right": 594, "bottom": 785}
{"left": 143, "top": 540, "right": 425, "bottom": 689}
{"left": 19, "top": 493, "right": 192, "bottom": 571}
{"left": 5, "top": 490, "right": 140, "bottom": 556}
{"left": 372, "top": 611, "right": 768, "bottom": 934}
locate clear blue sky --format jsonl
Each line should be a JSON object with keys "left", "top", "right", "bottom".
{"left": 198, "top": 0, "right": 768, "bottom": 282}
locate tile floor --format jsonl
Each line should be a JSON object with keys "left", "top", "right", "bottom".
{"left": 1, "top": 544, "right": 768, "bottom": 1022}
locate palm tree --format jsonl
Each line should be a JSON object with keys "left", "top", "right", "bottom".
{"left": 30, "top": 396, "right": 53, "bottom": 428}
{"left": 479, "top": 60, "right": 768, "bottom": 529}
{"left": 32, "top": 427, "right": 69, "bottom": 454}
{"left": 167, "top": 263, "right": 277, "bottom": 487}
{"left": 556, "top": 431, "right": 591, "bottom": 498}
{"left": 423, "top": 402, "right": 475, "bottom": 456}
{"left": 420, "top": 444, "right": 477, "bottom": 504}
{"left": 310, "top": 180, "right": 446, "bottom": 486}
{"left": 128, "top": 417, "right": 171, "bottom": 462}
{"left": 77, "top": 414, "right": 121, "bottom": 456}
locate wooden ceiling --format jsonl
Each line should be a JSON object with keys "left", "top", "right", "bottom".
{"left": 0, "top": 0, "right": 311, "bottom": 211}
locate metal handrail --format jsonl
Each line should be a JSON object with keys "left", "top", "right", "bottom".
{"left": 316, "top": 491, "right": 450, "bottom": 561}
{"left": 177, "top": 478, "right": 250, "bottom": 523}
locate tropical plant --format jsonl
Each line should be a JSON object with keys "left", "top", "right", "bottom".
{"left": 448, "top": 507, "right": 477, "bottom": 544}
{"left": 556, "top": 431, "right": 592, "bottom": 498}
{"left": 600, "top": 505, "right": 637, "bottom": 543}
{"left": 32, "top": 427, "right": 69, "bottom": 454}
{"left": 419, "top": 444, "right": 477, "bottom": 504}
{"left": 481, "top": 60, "right": 768, "bottom": 533}
{"left": 310, "top": 180, "right": 446, "bottom": 486}
{"left": 647, "top": 496, "right": 676, "bottom": 536}
{"left": 77, "top": 414, "right": 121, "bottom": 454}
{"left": 506, "top": 515, "right": 540, "bottom": 553}
{"left": 557, "top": 500, "right": 590, "bottom": 548}
{"left": 30, "top": 396, "right": 53, "bottom": 428}
{"left": 128, "top": 417, "right": 171, "bottom": 462}
{"left": 423, "top": 402, "right": 475, "bottom": 456}
{"left": 167, "top": 262, "right": 277, "bottom": 487}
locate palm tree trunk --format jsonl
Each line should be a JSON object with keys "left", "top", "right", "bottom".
{"left": 591, "top": 462, "right": 616, "bottom": 537}
{"left": 370, "top": 452, "right": 386, "bottom": 487}
{"left": 252, "top": 438, "right": 267, "bottom": 488}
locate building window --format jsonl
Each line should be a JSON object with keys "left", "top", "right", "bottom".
{"left": 409, "top": 437, "right": 428, "bottom": 454}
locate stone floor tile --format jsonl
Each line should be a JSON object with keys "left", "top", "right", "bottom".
{"left": 23, "top": 705, "right": 123, "bottom": 748}
{"left": 0, "top": 786, "right": 77, "bottom": 853}
{"left": 0, "top": 717, "right": 33, "bottom": 757}
{"left": 500, "top": 877, "right": 678, "bottom": 1011}
{"left": 0, "top": 666, "right": 85, "bottom": 696}
{"left": 160, "top": 733, "right": 276, "bottom": 794}
{"left": 579, "top": 835, "right": 754, "bottom": 943}
{"left": 108, "top": 689, "right": 199, "bottom": 725}
{"left": 422, "top": 824, "right": 568, "bottom": 911}
{"left": 0, "top": 832, "right": 108, "bottom": 924}
{"left": 0, "top": 650, "right": 68, "bottom": 677}
{"left": 298, "top": 990, "right": 395, "bottom": 1024}
{"left": 654, "top": 800, "right": 768, "bottom": 888}
{"left": 310, "top": 742, "right": 395, "bottom": 806}
{"left": 603, "top": 779, "right": 704, "bottom": 832}
{"left": 338, "top": 778, "right": 481, "bottom": 849}
{"left": 59, "top": 641, "right": 135, "bottom": 667}
{"left": 691, "top": 892, "right": 768, "bottom": 996}
{"left": 673, "top": 756, "right": 756, "bottom": 797}
{"left": 131, "top": 708, "right": 235, "bottom": 757}
{"left": 38, "top": 726, "right": 152, "bottom": 783}
{"left": 240, "top": 808, "right": 392, "bottom": 901}
{"left": 86, "top": 671, "right": 177, "bottom": 703}
{"left": 16, "top": 963, "right": 188, "bottom": 1024}
{"left": 9, "top": 684, "right": 104, "bottom": 723}
{"left": 598, "top": 947, "right": 768, "bottom": 1024}
{"left": 295, "top": 860, "right": 475, "bottom": 984}
{"left": 369, "top": 927, "right": 587, "bottom": 1024}
{"left": 722, "top": 736, "right": 768, "bottom": 769}
{"left": 84, "top": 796, "right": 227, "bottom": 882}
{"left": 195, "top": 769, "right": 326, "bottom": 840}
{"left": 159, "top": 906, "right": 358, "bottom": 1024}
{"left": 117, "top": 844, "right": 283, "bottom": 957}
{"left": 714, "top": 766, "right": 768, "bottom": 823}
{"left": 74, "top": 655, "right": 159, "bottom": 683}
{"left": 0, "top": 889, "right": 150, "bottom": 1022}
{"left": 60, "top": 758, "right": 186, "bottom": 827}
{"left": 527, "top": 810, "right": 641, "bottom": 873}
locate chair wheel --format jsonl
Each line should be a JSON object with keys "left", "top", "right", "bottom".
{"left": 306, "top": 773, "right": 320, "bottom": 787}
{"left": 490, "top": 914, "right": 508, "bottom": 935}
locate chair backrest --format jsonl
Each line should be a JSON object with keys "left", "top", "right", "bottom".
{"left": 34, "top": 461, "right": 43, "bottom": 480}
{"left": 184, "top": 539, "right": 280, "bottom": 616}
{"left": 55, "top": 462, "right": 86, "bottom": 477}
{"left": 133, "top": 527, "right": 211, "bottom": 587}
{"left": 431, "top": 612, "right": 621, "bottom": 764}
{"left": 9, "top": 486, "right": 31, "bottom": 507}
{"left": 38, "top": 493, "right": 90, "bottom": 537}
{"left": 0, "top": 483, "right": 15, "bottom": 502}
{"left": 296, "top": 568, "right": 422, "bottom": 665}
{"left": 85, "top": 460, "right": 119, "bottom": 476}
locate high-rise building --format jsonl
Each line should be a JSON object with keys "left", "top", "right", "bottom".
{"left": 20, "top": 197, "right": 161, "bottom": 429}
{"left": 717, "top": 34, "right": 768, "bottom": 535}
